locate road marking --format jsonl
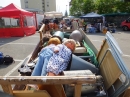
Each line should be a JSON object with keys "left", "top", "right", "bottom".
{"left": 122, "top": 54, "right": 130, "bottom": 58}
{"left": 91, "top": 40, "right": 102, "bottom": 42}
{"left": 4, "top": 60, "right": 24, "bottom": 77}
{"left": 4, "top": 55, "right": 30, "bottom": 76}
{"left": 29, "top": 36, "right": 39, "bottom": 38}
{"left": 14, "top": 59, "right": 23, "bottom": 62}
{"left": 0, "top": 43, "right": 37, "bottom": 45}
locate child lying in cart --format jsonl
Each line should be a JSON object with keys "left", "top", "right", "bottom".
{"left": 47, "top": 39, "right": 76, "bottom": 76}
{"left": 31, "top": 37, "right": 76, "bottom": 76}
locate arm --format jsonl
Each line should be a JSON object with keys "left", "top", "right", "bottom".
{"left": 53, "top": 46, "right": 60, "bottom": 53}
{"left": 53, "top": 44, "right": 64, "bottom": 53}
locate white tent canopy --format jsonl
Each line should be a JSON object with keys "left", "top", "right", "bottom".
{"left": 44, "top": 11, "right": 63, "bottom": 18}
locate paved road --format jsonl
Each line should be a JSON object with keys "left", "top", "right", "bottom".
{"left": 0, "top": 32, "right": 40, "bottom": 76}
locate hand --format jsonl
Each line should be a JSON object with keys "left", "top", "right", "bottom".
{"left": 54, "top": 50, "right": 59, "bottom": 53}
{"left": 48, "top": 72, "right": 56, "bottom": 76}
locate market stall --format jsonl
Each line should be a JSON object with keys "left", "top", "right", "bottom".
{"left": 0, "top": 3, "right": 36, "bottom": 37}
{"left": 80, "top": 12, "right": 105, "bottom": 33}
{"left": 44, "top": 11, "right": 63, "bottom": 19}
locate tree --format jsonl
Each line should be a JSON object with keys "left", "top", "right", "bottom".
{"left": 70, "top": 0, "right": 130, "bottom": 15}
{"left": 82, "top": 0, "right": 95, "bottom": 14}
{"left": 65, "top": 10, "right": 68, "bottom": 17}
{"left": 70, "top": 0, "right": 95, "bottom": 16}
{"left": 124, "top": 0, "right": 130, "bottom": 2}
{"left": 116, "top": 1, "right": 130, "bottom": 13}
{"left": 95, "top": 0, "right": 117, "bottom": 14}
{"left": 70, "top": 0, "right": 84, "bottom": 16}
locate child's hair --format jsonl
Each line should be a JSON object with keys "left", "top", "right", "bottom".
{"left": 63, "top": 39, "right": 76, "bottom": 51}
{"left": 48, "top": 37, "right": 61, "bottom": 45}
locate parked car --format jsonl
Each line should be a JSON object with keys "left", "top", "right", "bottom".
{"left": 121, "top": 17, "right": 130, "bottom": 31}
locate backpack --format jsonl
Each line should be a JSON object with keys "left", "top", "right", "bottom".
{"left": 0, "top": 52, "right": 4, "bottom": 64}
{"left": 3, "top": 55, "right": 15, "bottom": 65}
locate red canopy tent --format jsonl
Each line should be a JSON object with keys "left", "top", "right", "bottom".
{"left": 0, "top": 3, "right": 36, "bottom": 37}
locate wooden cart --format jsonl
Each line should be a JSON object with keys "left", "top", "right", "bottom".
{"left": 0, "top": 24, "right": 130, "bottom": 97}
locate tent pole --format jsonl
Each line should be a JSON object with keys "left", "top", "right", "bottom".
{"left": 10, "top": 18, "right": 12, "bottom": 27}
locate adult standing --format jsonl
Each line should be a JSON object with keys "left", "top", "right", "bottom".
{"left": 72, "top": 19, "right": 79, "bottom": 30}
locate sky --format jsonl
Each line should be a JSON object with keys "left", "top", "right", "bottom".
{"left": 56, "top": 0, "right": 70, "bottom": 15}
{"left": 0, "top": 0, "right": 70, "bottom": 15}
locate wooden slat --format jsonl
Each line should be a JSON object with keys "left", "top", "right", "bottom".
{"left": 13, "top": 90, "right": 51, "bottom": 97}
{"left": 37, "top": 84, "right": 66, "bottom": 97}
{"left": 1, "top": 84, "right": 13, "bottom": 95}
{"left": 39, "top": 24, "right": 45, "bottom": 33}
{"left": 74, "top": 84, "right": 82, "bottom": 97}
{"left": 97, "top": 39, "right": 109, "bottom": 63}
{"left": 97, "top": 39, "right": 107, "bottom": 62}
{"left": 54, "top": 84, "right": 66, "bottom": 97}
{"left": 38, "top": 24, "right": 45, "bottom": 43}
{"left": 0, "top": 75, "right": 96, "bottom": 85}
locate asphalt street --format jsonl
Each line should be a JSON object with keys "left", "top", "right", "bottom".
{"left": 0, "top": 29, "right": 130, "bottom": 76}
{"left": 0, "top": 32, "right": 40, "bottom": 76}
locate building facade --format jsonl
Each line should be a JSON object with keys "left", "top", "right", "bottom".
{"left": 20, "top": 0, "right": 56, "bottom": 14}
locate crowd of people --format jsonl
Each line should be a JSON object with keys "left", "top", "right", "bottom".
{"left": 40, "top": 18, "right": 84, "bottom": 32}
{"left": 40, "top": 17, "right": 108, "bottom": 34}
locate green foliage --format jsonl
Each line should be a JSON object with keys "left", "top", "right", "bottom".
{"left": 70, "top": 0, "right": 83, "bottom": 16}
{"left": 116, "top": 1, "right": 130, "bottom": 13}
{"left": 70, "top": 0, "right": 130, "bottom": 15}
{"left": 70, "top": 0, "right": 95, "bottom": 16}
{"left": 82, "top": 0, "right": 95, "bottom": 14}
{"left": 95, "top": 0, "right": 118, "bottom": 14}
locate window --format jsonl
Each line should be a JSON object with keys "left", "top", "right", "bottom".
{"left": 25, "top": 0, "right": 28, "bottom": 3}
{"left": 0, "top": 17, "right": 21, "bottom": 28}
{"left": 25, "top": 4, "right": 28, "bottom": 8}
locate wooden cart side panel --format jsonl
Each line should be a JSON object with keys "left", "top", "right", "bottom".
{"left": 0, "top": 76, "right": 96, "bottom": 97}
{"left": 13, "top": 90, "right": 51, "bottom": 97}
{"left": 37, "top": 84, "right": 67, "bottom": 97}
{"left": 1, "top": 84, "right": 13, "bottom": 95}
{"left": 97, "top": 39, "right": 122, "bottom": 90}
{"left": 97, "top": 40, "right": 109, "bottom": 64}
{"left": 0, "top": 75, "right": 96, "bottom": 85}
{"left": 99, "top": 51, "right": 122, "bottom": 90}
{"left": 74, "top": 84, "right": 82, "bottom": 97}
{"left": 38, "top": 24, "right": 45, "bottom": 41}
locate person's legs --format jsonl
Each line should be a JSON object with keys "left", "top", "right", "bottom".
{"left": 31, "top": 54, "right": 44, "bottom": 76}
{"left": 31, "top": 49, "right": 50, "bottom": 76}
{"left": 41, "top": 49, "right": 53, "bottom": 76}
